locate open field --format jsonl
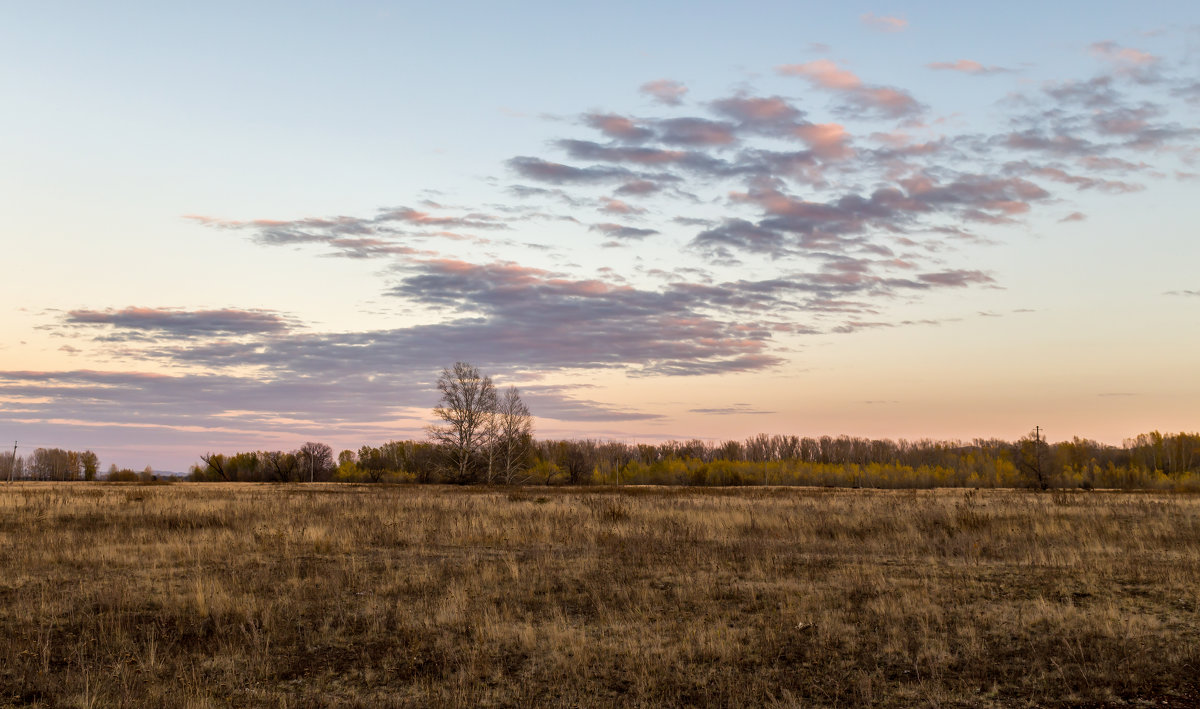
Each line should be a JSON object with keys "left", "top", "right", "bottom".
{"left": 0, "top": 484, "right": 1198, "bottom": 707}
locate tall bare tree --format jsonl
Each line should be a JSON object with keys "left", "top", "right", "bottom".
{"left": 429, "top": 362, "right": 498, "bottom": 484}
{"left": 495, "top": 386, "right": 533, "bottom": 484}
{"left": 299, "top": 442, "right": 334, "bottom": 482}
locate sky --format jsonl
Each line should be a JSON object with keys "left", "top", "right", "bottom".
{"left": 2, "top": 2, "right": 1198, "bottom": 471}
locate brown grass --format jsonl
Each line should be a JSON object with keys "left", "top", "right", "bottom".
{"left": 0, "top": 483, "right": 1198, "bottom": 707}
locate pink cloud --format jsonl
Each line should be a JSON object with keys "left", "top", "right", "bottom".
{"left": 1089, "top": 41, "right": 1158, "bottom": 67}
{"left": 712, "top": 95, "right": 802, "bottom": 123}
{"left": 927, "top": 59, "right": 1008, "bottom": 75}
{"left": 1079, "top": 156, "right": 1150, "bottom": 172}
{"left": 1022, "top": 165, "right": 1142, "bottom": 193}
{"left": 600, "top": 198, "right": 646, "bottom": 215}
{"left": 987, "top": 200, "right": 1031, "bottom": 215}
{"left": 778, "top": 59, "right": 862, "bottom": 90}
{"left": 615, "top": 180, "right": 661, "bottom": 196}
{"left": 419, "top": 258, "right": 551, "bottom": 289}
{"left": 860, "top": 13, "right": 908, "bottom": 32}
{"left": 542, "top": 278, "right": 627, "bottom": 297}
{"left": 1088, "top": 41, "right": 1161, "bottom": 81}
{"left": 585, "top": 113, "right": 652, "bottom": 142}
{"left": 777, "top": 60, "right": 921, "bottom": 119}
{"left": 793, "top": 123, "right": 853, "bottom": 159}
{"left": 860, "top": 87, "right": 919, "bottom": 115}
{"left": 728, "top": 183, "right": 805, "bottom": 218}
{"left": 639, "top": 79, "right": 688, "bottom": 106}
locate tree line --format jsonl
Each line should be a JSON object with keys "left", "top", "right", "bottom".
{"left": 181, "top": 429, "right": 1200, "bottom": 490}
{"left": 0, "top": 447, "right": 159, "bottom": 482}
{"left": 5, "top": 362, "right": 1199, "bottom": 489}
{"left": 182, "top": 363, "right": 1200, "bottom": 490}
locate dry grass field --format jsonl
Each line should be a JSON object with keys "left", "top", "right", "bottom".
{"left": 0, "top": 483, "right": 1197, "bottom": 707}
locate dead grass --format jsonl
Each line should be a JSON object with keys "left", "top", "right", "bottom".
{"left": 0, "top": 483, "right": 1198, "bottom": 707}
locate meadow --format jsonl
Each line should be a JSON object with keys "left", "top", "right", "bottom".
{"left": 0, "top": 483, "right": 1197, "bottom": 707}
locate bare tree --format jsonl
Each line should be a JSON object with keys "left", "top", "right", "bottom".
{"left": 299, "top": 442, "right": 334, "bottom": 482}
{"left": 263, "top": 450, "right": 299, "bottom": 482}
{"left": 1016, "top": 427, "right": 1050, "bottom": 490}
{"left": 429, "top": 362, "right": 498, "bottom": 484}
{"left": 496, "top": 386, "right": 533, "bottom": 484}
{"left": 1, "top": 449, "right": 21, "bottom": 482}
{"left": 558, "top": 439, "right": 597, "bottom": 485}
{"left": 31, "top": 448, "right": 74, "bottom": 480}
{"left": 483, "top": 401, "right": 501, "bottom": 484}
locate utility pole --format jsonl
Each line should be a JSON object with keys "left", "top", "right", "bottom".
{"left": 8, "top": 441, "right": 15, "bottom": 483}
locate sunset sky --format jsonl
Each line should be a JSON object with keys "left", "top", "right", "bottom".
{"left": 2, "top": 2, "right": 1198, "bottom": 471}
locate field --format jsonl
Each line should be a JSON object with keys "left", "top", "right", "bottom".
{"left": 0, "top": 484, "right": 1198, "bottom": 707}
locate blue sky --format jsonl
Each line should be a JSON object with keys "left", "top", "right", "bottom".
{"left": 2, "top": 2, "right": 1198, "bottom": 470}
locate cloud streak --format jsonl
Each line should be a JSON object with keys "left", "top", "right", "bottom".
{"left": 927, "top": 60, "right": 1009, "bottom": 75}
{"left": 66, "top": 307, "right": 295, "bottom": 337}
